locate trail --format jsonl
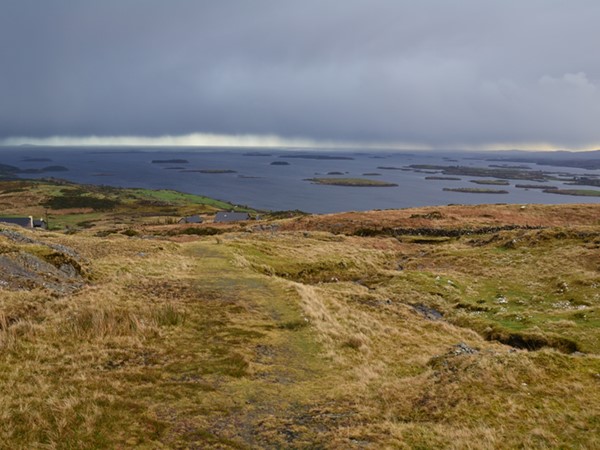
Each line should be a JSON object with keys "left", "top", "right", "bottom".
{"left": 170, "top": 241, "right": 340, "bottom": 448}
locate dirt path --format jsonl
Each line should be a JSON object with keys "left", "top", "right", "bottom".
{"left": 164, "top": 241, "right": 342, "bottom": 448}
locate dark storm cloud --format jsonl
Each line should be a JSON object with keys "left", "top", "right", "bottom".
{"left": 1, "top": 0, "right": 600, "bottom": 148}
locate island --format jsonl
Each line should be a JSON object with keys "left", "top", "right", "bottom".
{"left": 566, "top": 177, "right": 600, "bottom": 187}
{"left": 151, "top": 159, "right": 189, "bottom": 164}
{"left": 443, "top": 187, "right": 509, "bottom": 194}
{"left": 180, "top": 169, "right": 237, "bottom": 174}
{"left": 469, "top": 179, "right": 510, "bottom": 186}
{"left": 409, "top": 164, "right": 547, "bottom": 181}
{"left": 425, "top": 176, "right": 461, "bottom": 180}
{"left": 487, "top": 155, "right": 600, "bottom": 170}
{"left": 306, "top": 177, "right": 398, "bottom": 187}
{"left": 280, "top": 155, "right": 354, "bottom": 160}
{"left": 489, "top": 164, "right": 532, "bottom": 169}
{"left": 543, "top": 189, "right": 600, "bottom": 197}
{"left": 270, "top": 161, "right": 290, "bottom": 166}
{"left": 377, "top": 166, "right": 405, "bottom": 170}
{"left": 199, "top": 169, "right": 237, "bottom": 174}
{"left": 515, "top": 184, "right": 558, "bottom": 189}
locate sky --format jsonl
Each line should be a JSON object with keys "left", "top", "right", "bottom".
{"left": 1, "top": 0, "right": 600, "bottom": 150}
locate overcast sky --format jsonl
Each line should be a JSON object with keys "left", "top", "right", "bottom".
{"left": 1, "top": 0, "right": 600, "bottom": 149}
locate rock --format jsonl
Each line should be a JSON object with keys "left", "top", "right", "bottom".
{"left": 496, "top": 295, "right": 508, "bottom": 304}
{"left": 0, "top": 229, "right": 35, "bottom": 244}
{"left": 0, "top": 232, "right": 87, "bottom": 294}
{"left": 59, "top": 263, "right": 80, "bottom": 278}
{"left": 412, "top": 303, "right": 443, "bottom": 320}
{"left": 452, "top": 342, "right": 478, "bottom": 355}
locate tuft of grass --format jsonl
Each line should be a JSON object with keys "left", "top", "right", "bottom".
{"left": 66, "top": 306, "right": 147, "bottom": 339}
{"left": 152, "top": 304, "right": 186, "bottom": 327}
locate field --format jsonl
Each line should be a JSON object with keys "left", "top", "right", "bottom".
{"left": 0, "top": 180, "right": 599, "bottom": 448}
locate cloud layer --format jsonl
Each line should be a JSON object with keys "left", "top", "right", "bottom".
{"left": 1, "top": 1, "right": 600, "bottom": 149}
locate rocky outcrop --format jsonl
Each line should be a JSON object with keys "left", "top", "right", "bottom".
{"left": 0, "top": 228, "right": 87, "bottom": 294}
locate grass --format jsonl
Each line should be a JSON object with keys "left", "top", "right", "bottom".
{"left": 0, "top": 195, "right": 599, "bottom": 447}
{"left": 0, "top": 180, "right": 255, "bottom": 230}
{"left": 129, "top": 188, "right": 234, "bottom": 208}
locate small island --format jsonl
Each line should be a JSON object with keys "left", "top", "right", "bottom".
{"left": 326, "top": 171, "right": 345, "bottom": 175}
{"left": 270, "top": 161, "right": 290, "bottom": 166}
{"left": 409, "top": 164, "right": 547, "bottom": 181}
{"left": 151, "top": 159, "right": 189, "bottom": 164}
{"left": 425, "top": 176, "right": 461, "bottom": 180}
{"left": 515, "top": 184, "right": 558, "bottom": 189}
{"left": 543, "top": 189, "right": 600, "bottom": 197}
{"left": 199, "top": 169, "right": 237, "bottom": 174}
{"left": 469, "top": 179, "right": 510, "bottom": 186}
{"left": 306, "top": 177, "right": 398, "bottom": 187}
{"left": 280, "top": 155, "right": 354, "bottom": 160}
{"left": 489, "top": 164, "right": 532, "bottom": 169}
{"left": 377, "top": 166, "right": 405, "bottom": 170}
{"left": 180, "top": 169, "right": 237, "bottom": 174}
{"left": 443, "top": 187, "right": 509, "bottom": 194}
{"left": 362, "top": 172, "right": 381, "bottom": 176}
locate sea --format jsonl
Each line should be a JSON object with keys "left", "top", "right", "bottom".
{"left": 1, "top": 147, "right": 599, "bottom": 214}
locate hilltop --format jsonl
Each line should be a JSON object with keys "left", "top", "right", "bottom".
{"left": 0, "top": 179, "right": 599, "bottom": 448}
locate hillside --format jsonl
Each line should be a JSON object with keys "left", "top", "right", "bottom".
{"left": 0, "top": 180, "right": 599, "bottom": 448}
{"left": 0, "top": 179, "right": 256, "bottom": 231}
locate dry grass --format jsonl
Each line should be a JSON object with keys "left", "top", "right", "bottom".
{"left": 0, "top": 203, "right": 599, "bottom": 448}
{"left": 278, "top": 203, "right": 600, "bottom": 233}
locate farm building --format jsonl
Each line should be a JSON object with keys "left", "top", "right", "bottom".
{"left": 0, "top": 216, "right": 47, "bottom": 229}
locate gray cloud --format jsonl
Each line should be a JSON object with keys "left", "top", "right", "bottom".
{"left": 1, "top": 0, "right": 600, "bottom": 148}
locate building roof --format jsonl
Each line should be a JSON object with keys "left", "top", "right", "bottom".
{"left": 0, "top": 217, "right": 33, "bottom": 228}
{"left": 214, "top": 211, "right": 250, "bottom": 223}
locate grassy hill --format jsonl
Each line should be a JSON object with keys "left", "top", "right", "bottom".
{"left": 0, "top": 179, "right": 256, "bottom": 230}
{"left": 0, "top": 180, "right": 599, "bottom": 448}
